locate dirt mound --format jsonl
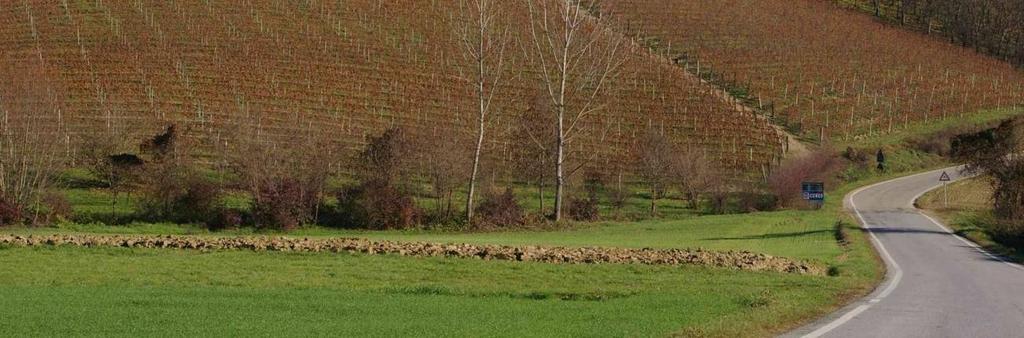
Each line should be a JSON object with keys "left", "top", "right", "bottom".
{"left": 0, "top": 234, "right": 823, "bottom": 275}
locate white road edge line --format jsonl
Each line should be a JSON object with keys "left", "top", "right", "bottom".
{"left": 801, "top": 169, "right": 947, "bottom": 338}
{"left": 910, "top": 190, "right": 1024, "bottom": 272}
{"left": 905, "top": 171, "right": 1024, "bottom": 271}
{"left": 802, "top": 168, "right": 1024, "bottom": 338}
{"left": 802, "top": 305, "right": 871, "bottom": 338}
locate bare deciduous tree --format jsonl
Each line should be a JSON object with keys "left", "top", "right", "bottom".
{"left": 515, "top": 98, "right": 558, "bottom": 216}
{"left": 634, "top": 124, "right": 674, "bottom": 216}
{"left": 524, "top": 0, "right": 625, "bottom": 221}
{"left": 227, "top": 111, "right": 338, "bottom": 229}
{"left": 677, "top": 148, "right": 720, "bottom": 211}
{"left": 0, "top": 59, "right": 67, "bottom": 224}
{"left": 453, "top": 0, "right": 510, "bottom": 222}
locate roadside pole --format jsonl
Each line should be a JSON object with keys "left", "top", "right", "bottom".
{"left": 939, "top": 171, "right": 951, "bottom": 208}
{"left": 943, "top": 181, "right": 948, "bottom": 208}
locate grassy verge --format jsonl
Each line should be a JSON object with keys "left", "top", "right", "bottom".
{"left": 917, "top": 176, "right": 1024, "bottom": 262}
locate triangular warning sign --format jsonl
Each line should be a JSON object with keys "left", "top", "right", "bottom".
{"left": 939, "top": 171, "right": 951, "bottom": 182}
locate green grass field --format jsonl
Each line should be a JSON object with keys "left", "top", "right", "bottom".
{"left": 0, "top": 177, "right": 884, "bottom": 337}
{"left": 0, "top": 245, "right": 853, "bottom": 337}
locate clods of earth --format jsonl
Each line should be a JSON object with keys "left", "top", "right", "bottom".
{"left": 0, "top": 234, "right": 824, "bottom": 275}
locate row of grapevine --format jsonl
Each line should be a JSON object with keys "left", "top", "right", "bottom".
{"left": 601, "top": 0, "right": 1024, "bottom": 142}
{"left": 0, "top": 0, "right": 784, "bottom": 186}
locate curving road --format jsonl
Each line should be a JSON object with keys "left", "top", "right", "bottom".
{"left": 787, "top": 168, "right": 1024, "bottom": 338}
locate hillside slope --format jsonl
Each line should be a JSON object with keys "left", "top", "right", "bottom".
{"left": 0, "top": 1, "right": 783, "bottom": 181}
{"left": 837, "top": 0, "right": 1024, "bottom": 67}
{"left": 602, "top": 0, "right": 1024, "bottom": 143}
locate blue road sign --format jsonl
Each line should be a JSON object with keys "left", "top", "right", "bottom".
{"left": 802, "top": 182, "right": 825, "bottom": 202}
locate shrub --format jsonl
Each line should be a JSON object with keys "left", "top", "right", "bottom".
{"left": 834, "top": 220, "right": 850, "bottom": 246}
{"left": 174, "top": 177, "right": 222, "bottom": 223}
{"left": 41, "top": 192, "right": 72, "bottom": 224}
{"left": 208, "top": 209, "right": 244, "bottom": 231}
{"left": 473, "top": 188, "right": 525, "bottom": 228}
{"left": 335, "top": 180, "right": 421, "bottom": 230}
{"left": 139, "top": 173, "right": 226, "bottom": 228}
{"left": 568, "top": 195, "right": 600, "bottom": 221}
{"left": 358, "top": 127, "right": 417, "bottom": 186}
{"left": 607, "top": 186, "right": 629, "bottom": 210}
{"left": 734, "top": 192, "right": 779, "bottom": 213}
{"left": 990, "top": 219, "right": 1024, "bottom": 248}
{"left": 582, "top": 171, "right": 606, "bottom": 198}
{"left": 252, "top": 178, "right": 314, "bottom": 231}
{"left": 841, "top": 146, "right": 869, "bottom": 166}
{"left": 768, "top": 150, "right": 844, "bottom": 208}
{"left": 953, "top": 118, "right": 1024, "bottom": 224}
{"left": 909, "top": 137, "right": 951, "bottom": 157}
{"left": 0, "top": 195, "right": 23, "bottom": 226}
{"left": 909, "top": 123, "right": 1002, "bottom": 158}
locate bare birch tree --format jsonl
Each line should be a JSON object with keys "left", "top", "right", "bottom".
{"left": 524, "top": 0, "right": 625, "bottom": 221}
{"left": 453, "top": 0, "right": 510, "bottom": 222}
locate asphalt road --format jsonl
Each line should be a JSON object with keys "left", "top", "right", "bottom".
{"left": 787, "top": 168, "right": 1024, "bottom": 338}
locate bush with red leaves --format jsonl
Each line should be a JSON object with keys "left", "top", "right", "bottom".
{"left": 138, "top": 172, "right": 227, "bottom": 228}
{"left": 568, "top": 195, "right": 600, "bottom": 221}
{"left": 335, "top": 180, "right": 421, "bottom": 230}
{"left": 252, "top": 178, "right": 316, "bottom": 231}
{"left": 0, "top": 196, "right": 22, "bottom": 226}
{"left": 768, "top": 149, "right": 844, "bottom": 208}
{"left": 473, "top": 188, "right": 525, "bottom": 228}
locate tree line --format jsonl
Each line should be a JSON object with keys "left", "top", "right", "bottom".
{"left": 860, "top": 0, "right": 1024, "bottom": 66}
{"left": 952, "top": 118, "right": 1024, "bottom": 244}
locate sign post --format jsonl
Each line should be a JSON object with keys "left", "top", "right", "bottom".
{"left": 939, "top": 171, "right": 952, "bottom": 208}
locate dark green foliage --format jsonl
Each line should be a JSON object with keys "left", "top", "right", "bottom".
{"left": 140, "top": 125, "right": 179, "bottom": 160}
{"left": 834, "top": 221, "right": 850, "bottom": 246}
{"left": 208, "top": 209, "right": 244, "bottom": 231}
{"left": 952, "top": 118, "right": 1024, "bottom": 239}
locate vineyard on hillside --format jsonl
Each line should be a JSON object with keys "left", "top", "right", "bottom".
{"left": 836, "top": 0, "right": 1024, "bottom": 67}
{"left": 0, "top": 0, "right": 783, "bottom": 184}
{"left": 602, "top": 0, "right": 1024, "bottom": 142}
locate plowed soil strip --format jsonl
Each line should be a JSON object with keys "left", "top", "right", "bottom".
{"left": 0, "top": 234, "right": 823, "bottom": 275}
